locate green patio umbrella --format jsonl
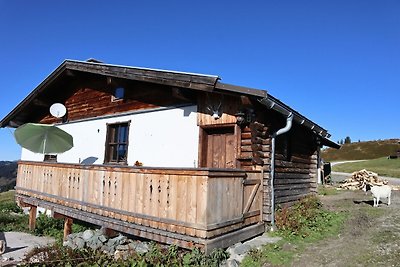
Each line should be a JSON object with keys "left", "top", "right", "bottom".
{"left": 14, "top": 123, "right": 73, "bottom": 154}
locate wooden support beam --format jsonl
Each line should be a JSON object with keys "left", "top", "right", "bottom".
{"left": 29, "top": 206, "right": 37, "bottom": 231}
{"left": 63, "top": 217, "right": 73, "bottom": 241}
{"left": 53, "top": 212, "right": 65, "bottom": 219}
{"left": 204, "top": 223, "right": 265, "bottom": 254}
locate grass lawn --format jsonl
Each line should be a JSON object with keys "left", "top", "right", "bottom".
{"left": 241, "top": 195, "right": 346, "bottom": 267}
{"left": 0, "top": 190, "right": 15, "bottom": 203}
{"left": 332, "top": 157, "right": 400, "bottom": 178}
{"left": 0, "top": 190, "right": 29, "bottom": 232}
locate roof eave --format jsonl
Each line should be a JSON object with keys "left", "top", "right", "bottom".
{"left": 64, "top": 60, "right": 220, "bottom": 92}
{"left": 258, "top": 94, "right": 330, "bottom": 137}
{"left": 214, "top": 82, "right": 267, "bottom": 98}
{"left": 322, "top": 137, "right": 341, "bottom": 149}
{"left": 0, "top": 61, "right": 69, "bottom": 128}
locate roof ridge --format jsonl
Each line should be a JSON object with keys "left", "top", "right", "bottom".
{"left": 65, "top": 59, "right": 220, "bottom": 79}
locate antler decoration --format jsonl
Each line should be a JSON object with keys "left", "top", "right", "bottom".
{"left": 205, "top": 93, "right": 223, "bottom": 120}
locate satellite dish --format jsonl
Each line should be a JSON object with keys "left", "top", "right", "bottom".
{"left": 50, "top": 103, "right": 67, "bottom": 118}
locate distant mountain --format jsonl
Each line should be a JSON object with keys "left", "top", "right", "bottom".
{"left": 0, "top": 161, "right": 18, "bottom": 192}
{"left": 322, "top": 139, "right": 400, "bottom": 161}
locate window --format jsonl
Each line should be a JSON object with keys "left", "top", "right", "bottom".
{"left": 104, "top": 122, "right": 130, "bottom": 164}
{"left": 276, "top": 132, "right": 292, "bottom": 161}
{"left": 43, "top": 154, "right": 57, "bottom": 162}
{"left": 111, "top": 87, "right": 125, "bottom": 102}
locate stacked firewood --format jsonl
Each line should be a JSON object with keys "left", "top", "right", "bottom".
{"left": 339, "top": 169, "right": 388, "bottom": 190}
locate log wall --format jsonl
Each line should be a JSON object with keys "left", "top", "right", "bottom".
{"left": 237, "top": 109, "right": 319, "bottom": 222}
{"left": 274, "top": 124, "right": 318, "bottom": 206}
{"left": 240, "top": 122, "right": 272, "bottom": 221}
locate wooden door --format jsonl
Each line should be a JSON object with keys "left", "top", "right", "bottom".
{"left": 200, "top": 126, "right": 237, "bottom": 168}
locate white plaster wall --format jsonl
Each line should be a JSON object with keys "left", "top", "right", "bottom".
{"left": 21, "top": 105, "right": 199, "bottom": 167}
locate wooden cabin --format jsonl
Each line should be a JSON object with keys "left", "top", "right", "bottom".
{"left": 0, "top": 60, "right": 339, "bottom": 252}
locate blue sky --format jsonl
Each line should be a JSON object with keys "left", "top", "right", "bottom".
{"left": 0, "top": 0, "right": 399, "bottom": 160}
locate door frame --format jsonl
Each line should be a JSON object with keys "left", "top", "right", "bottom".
{"left": 198, "top": 123, "right": 241, "bottom": 168}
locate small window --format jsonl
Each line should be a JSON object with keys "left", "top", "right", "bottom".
{"left": 111, "top": 87, "right": 125, "bottom": 102}
{"left": 276, "top": 133, "right": 292, "bottom": 161}
{"left": 104, "top": 122, "right": 130, "bottom": 164}
{"left": 44, "top": 154, "right": 57, "bottom": 162}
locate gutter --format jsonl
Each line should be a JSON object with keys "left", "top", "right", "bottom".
{"left": 258, "top": 96, "right": 329, "bottom": 138}
{"left": 270, "top": 113, "right": 293, "bottom": 230}
{"left": 258, "top": 95, "right": 340, "bottom": 149}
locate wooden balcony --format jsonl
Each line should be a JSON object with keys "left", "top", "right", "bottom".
{"left": 15, "top": 161, "right": 264, "bottom": 252}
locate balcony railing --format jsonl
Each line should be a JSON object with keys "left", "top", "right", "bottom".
{"left": 16, "top": 161, "right": 263, "bottom": 251}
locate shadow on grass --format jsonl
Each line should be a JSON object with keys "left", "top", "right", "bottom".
{"left": 353, "top": 200, "right": 375, "bottom": 206}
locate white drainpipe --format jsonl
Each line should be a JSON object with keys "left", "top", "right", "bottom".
{"left": 317, "top": 145, "right": 322, "bottom": 184}
{"left": 270, "top": 113, "right": 293, "bottom": 230}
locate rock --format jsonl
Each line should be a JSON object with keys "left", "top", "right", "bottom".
{"left": 243, "top": 235, "right": 282, "bottom": 249}
{"left": 228, "top": 253, "right": 245, "bottom": 263}
{"left": 101, "top": 245, "right": 114, "bottom": 254}
{"left": 114, "top": 250, "right": 125, "bottom": 260}
{"left": 82, "top": 229, "right": 95, "bottom": 241}
{"left": 98, "top": 234, "right": 108, "bottom": 243}
{"left": 63, "top": 230, "right": 149, "bottom": 256}
{"left": 71, "top": 243, "right": 78, "bottom": 250}
{"left": 128, "top": 242, "right": 137, "bottom": 251}
{"left": 92, "top": 229, "right": 101, "bottom": 236}
{"left": 231, "top": 243, "right": 251, "bottom": 255}
{"left": 74, "top": 237, "right": 85, "bottom": 249}
{"left": 226, "top": 241, "right": 255, "bottom": 263}
{"left": 116, "top": 244, "right": 129, "bottom": 251}
{"left": 87, "top": 237, "right": 103, "bottom": 250}
{"left": 135, "top": 242, "right": 150, "bottom": 254}
{"left": 221, "top": 259, "right": 240, "bottom": 267}
{"left": 224, "top": 234, "right": 282, "bottom": 265}
{"left": 227, "top": 242, "right": 241, "bottom": 251}
{"left": 107, "top": 234, "right": 127, "bottom": 247}
{"left": 66, "top": 233, "right": 78, "bottom": 242}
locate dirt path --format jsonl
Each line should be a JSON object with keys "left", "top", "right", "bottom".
{"left": 0, "top": 232, "right": 54, "bottom": 266}
{"left": 292, "top": 189, "right": 400, "bottom": 267}
{"left": 330, "top": 160, "right": 367, "bottom": 166}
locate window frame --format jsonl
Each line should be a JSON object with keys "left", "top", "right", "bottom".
{"left": 43, "top": 154, "right": 57, "bottom": 162}
{"left": 104, "top": 121, "right": 130, "bottom": 165}
{"left": 111, "top": 87, "right": 125, "bottom": 102}
{"left": 276, "top": 131, "right": 292, "bottom": 161}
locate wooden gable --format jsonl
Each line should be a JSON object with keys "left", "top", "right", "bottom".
{"left": 39, "top": 77, "right": 193, "bottom": 124}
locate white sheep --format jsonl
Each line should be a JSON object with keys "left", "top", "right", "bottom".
{"left": 362, "top": 183, "right": 392, "bottom": 207}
